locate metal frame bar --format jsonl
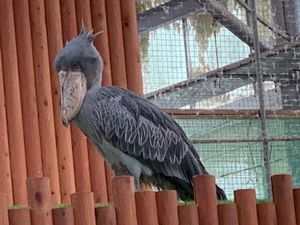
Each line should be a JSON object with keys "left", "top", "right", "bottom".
{"left": 137, "top": 0, "right": 271, "bottom": 50}
{"left": 164, "top": 109, "right": 300, "bottom": 119}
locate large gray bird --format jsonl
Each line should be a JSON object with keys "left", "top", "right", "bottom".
{"left": 54, "top": 26, "right": 226, "bottom": 200}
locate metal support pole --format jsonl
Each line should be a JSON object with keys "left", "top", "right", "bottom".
{"left": 182, "top": 18, "right": 191, "bottom": 79}
{"left": 249, "top": 0, "right": 271, "bottom": 198}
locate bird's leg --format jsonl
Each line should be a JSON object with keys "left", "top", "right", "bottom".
{"left": 134, "top": 177, "right": 141, "bottom": 192}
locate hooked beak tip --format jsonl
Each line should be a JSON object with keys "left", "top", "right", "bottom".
{"left": 62, "top": 119, "right": 70, "bottom": 127}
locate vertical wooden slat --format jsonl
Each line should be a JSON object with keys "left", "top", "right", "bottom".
{"left": 294, "top": 189, "right": 300, "bottom": 225}
{"left": 60, "top": 0, "right": 91, "bottom": 194}
{"left": 74, "top": 0, "right": 92, "bottom": 29}
{"left": 74, "top": 0, "right": 107, "bottom": 201}
{"left": 0, "top": 50, "right": 13, "bottom": 205}
{"left": 13, "top": 0, "right": 43, "bottom": 179}
{"left": 272, "top": 174, "right": 297, "bottom": 225}
{"left": 90, "top": 0, "right": 112, "bottom": 87}
{"left": 53, "top": 207, "right": 75, "bottom": 225}
{"left": 8, "top": 208, "right": 31, "bottom": 225}
{"left": 156, "top": 190, "right": 179, "bottom": 225}
{"left": 193, "top": 175, "right": 219, "bottom": 225}
{"left": 217, "top": 204, "right": 239, "bottom": 225}
{"left": 45, "top": 0, "right": 76, "bottom": 204}
{"left": 88, "top": 147, "right": 108, "bottom": 202}
{"left": 27, "top": 177, "right": 53, "bottom": 225}
{"left": 120, "top": 0, "right": 143, "bottom": 94}
{"left": 0, "top": 194, "right": 9, "bottom": 225}
{"left": 71, "top": 192, "right": 96, "bottom": 225}
{"left": 105, "top": 0, "right": 127, "bottom": 88}
{"left": 112, "top": 176, "right": 138, "bottom": 225}
{"left": 257, "top": 202, "right": 277, "bottom": 225}
{"left": 105, "top": 163, "right": 114, "bottom": 202}
{"left": 234, "top": 189, "right": 258, "bottom": 225}
{"left": 178, "top": 204, "right": 199, "bottom": 225}
{"left": 60, "top": 0, "right": 77, "bottom": 43}
{"left": 28, "top": 0, "right": 61, "bottom": 204}
{"left": 0, "top": 0, "right": 27, "bottom": 205}
{"left": 96, "top": 206, "right": 117, "bottom": 225}
{"left": 135, "top": 191, "right": 159, "bottom": 225}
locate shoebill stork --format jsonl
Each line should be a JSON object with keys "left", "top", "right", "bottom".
{"left": 54, "top": 26, "right": 226, "bottom": 200}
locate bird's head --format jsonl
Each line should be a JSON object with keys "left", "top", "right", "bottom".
{"left": 54, "top": 25, "right": 103, "bottom": 126}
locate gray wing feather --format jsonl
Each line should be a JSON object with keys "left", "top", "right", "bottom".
{"left": 86, "top": 86, "right": 207, "bottom": 183}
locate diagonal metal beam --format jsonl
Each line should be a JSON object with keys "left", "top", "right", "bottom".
{"left": 137, "top": 0, "right": 271, "bottom": 50}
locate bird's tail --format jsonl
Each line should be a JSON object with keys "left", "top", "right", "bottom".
{"left": 216, "top": 185, "right": 227, "bottom": 200}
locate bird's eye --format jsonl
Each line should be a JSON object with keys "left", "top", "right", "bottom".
{"left": 72, "top": 62, "right": 80, "bottom": 70}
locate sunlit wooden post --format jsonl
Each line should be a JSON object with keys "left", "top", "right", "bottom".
{"left": 8, "top": 208, "right": 31, "bottom": 225}
{"left": 193, "top": 175, "right": 219, "bottom": 225}
{"left": 0, "top": 0, "right": 27, "bottom": 205}
{"left": 0, "top": 194, "right": 9, "bottom": 225}
{"left": 71, "top": 192, "right": 96, "bottom": 225}
{"left": 234, "top": 189, "right": 258, "bottom": 225}
{"left": 13, "top": 0, "right": 43, "bottom": 179}
{"left": 44, "top": 0, "right": 76, "bottom": 203}
{"left": 90, "top": 0, "right": 112, "bottom": 87}
{"left": 53, "top": 207, "right": 75, "bottom": 225}
{"left": 28, "top": 0, "right": 61, "bottom": 204}
{"left": 0, "top": 50, "right": 13, "bottom": 205}
{"left": 105, "top": 0, "right": 127, "bottom": 88}
{"left": 120, "top": 0, "right": 143, "bottom": 95}
{"left": 156, "top": 190, "right": 179, "bottom": 225}
{"left": 272, "top": 174, "right": 297, "bottom": 225}
{"left": 112, "top": 176, "right": 138, "bottom": 225}
{"left": 135, "top": 191, "right": 159, "bottom": 225}
{"left": 27, "top": 177, "right": 53, "bottom": 225}
{"left": 60, "top": 0, "right": 92, "bottom": 194}
{"left": 218, "top": 204, "right": 239, "bottom": 225}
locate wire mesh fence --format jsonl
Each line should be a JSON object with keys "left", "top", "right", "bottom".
{"left": 137, "top": 0, "right": 300, "bottom": 199}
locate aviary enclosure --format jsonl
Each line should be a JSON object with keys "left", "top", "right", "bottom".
{"left": 0, "top": 0, "right": 299, "bottom": 224}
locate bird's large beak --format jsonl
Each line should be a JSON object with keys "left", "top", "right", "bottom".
{"left": 58, "top": 71, "right": 87, "bottom": 126}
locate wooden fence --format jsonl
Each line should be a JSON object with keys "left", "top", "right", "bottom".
{"left": 0, "top": 174, "right": 299, "bottom": 225}
{"left": 0, "top": 0, "right": 142, "bottom": 205}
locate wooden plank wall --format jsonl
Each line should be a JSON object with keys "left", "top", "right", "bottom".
{"left": 0, "top": 0, "right": 142, "bottom": 205}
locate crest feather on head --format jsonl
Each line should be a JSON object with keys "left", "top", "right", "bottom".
{"left": 78, "top": 21, "right": 103, "bottom": 43}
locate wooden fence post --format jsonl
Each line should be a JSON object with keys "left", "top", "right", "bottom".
{"left": 0, "top": 0, "right": 27, "bottom": 205}
{"left": 156, "top": 190, "right": 179, "bottom": 225}
{"left": 53, "top": 207, "right": 75, "bottom": 225}
{"left": 27, "top": 177, "right": 53, "bottom": 225}
{"left": 178, "top": 204, "right": 199, "bottom": 225}
{"left": 234, "top": 189, "right": 258, "bottom": 225}
{"left": 294, "top": 189, "right": 300, "bottom": 225}
{"left": 28, "top": 0, "right": 61, "bottom": 204}
{"left": 272, "top": 174, "right": 297, "bottom": 225}
{"left": 13, "top": 0, "right": 43, "bottom": 179}
{"left": 96, "top": 206, "right": 117, "bottom": 225}
{"left": 257, "top": 202, "right": 277, "bottom": 225}
{"left": 8, "top": 208, "right": 31, "bottom": 225}
{"left": 0, "top": 194, "right": 9, "bottom": 225}
{"left": 105, "top": 0, "right": 127, "bottom": 88}
{"left": 71, "top": 192, "right": 96, "bottom": 225}
{"left": 120, "top": 0, "right": 143, "bottom": 95}
{"left": 44, "top": 0, "right": 76, "bottom": 203}
{"left": 90, "top": 0, "right": 112, "bottom": 87}
{"left": 0, "top": 50, "right": 13, "bottom": 205}
{"left": 217, "top": 204, "right": 239, "bottom": 225}
{"left": 112, "top": 176, "right": 137, "bottom": 225}
{"left": 135, "top": 191, "right": 159, "bottom": 225}
{"left": 193, "top": 175, "right": 219, "bottom": 225}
